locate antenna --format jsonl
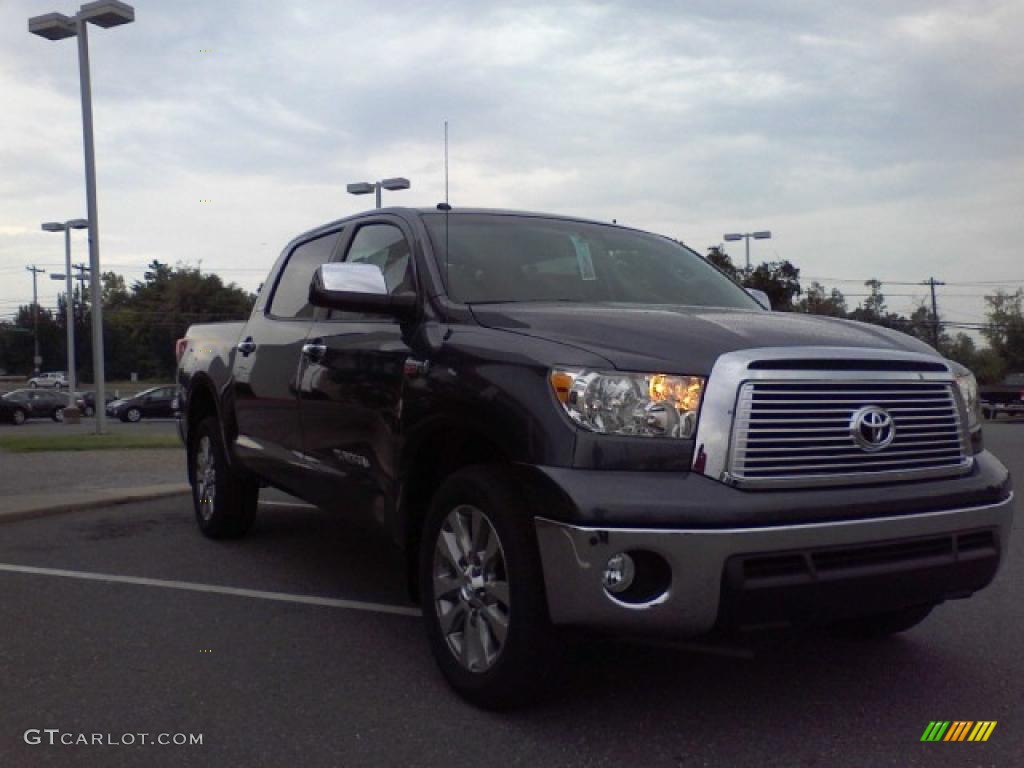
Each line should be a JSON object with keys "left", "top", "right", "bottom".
{"left": 444, "top": 120, "right": 449, "bottom": 205}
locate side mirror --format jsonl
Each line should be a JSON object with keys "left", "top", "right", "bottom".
{"left": 746, "top": 288, "right": 771, "bottom": 310}
{"left": 309, "top": 263, "right": 416, "bottom": 318}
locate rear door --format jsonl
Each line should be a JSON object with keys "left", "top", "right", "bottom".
{"left": 144, "top": 387, "right": 176, "bottom": 417}
{"left": 297, "top": 217, "right": 419, "bottom": 517}
{"left": 233, "top": 228, "right": 345, "bottom": 494}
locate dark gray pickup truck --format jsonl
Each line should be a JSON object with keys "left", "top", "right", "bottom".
{"left": 177, "top": 207, "right": 1014, "bottom": 708}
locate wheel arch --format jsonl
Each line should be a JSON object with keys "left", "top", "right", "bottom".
{"left": 184, "top": 373, "right": 237, "bottom": 483}
{"left": 397, "top": 418, "right": 574, "bottom": 603}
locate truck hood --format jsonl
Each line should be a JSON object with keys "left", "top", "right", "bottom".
{"left": 470, "top": 303, "right": 939, "bottom": 374}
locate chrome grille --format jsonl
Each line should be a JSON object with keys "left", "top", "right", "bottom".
{"left": 729, "top": 381, "right": 971, "bottom": 487}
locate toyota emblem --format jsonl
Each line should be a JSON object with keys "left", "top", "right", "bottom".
{"left": 850, "top": 406, "right": 895, "bottom": 452}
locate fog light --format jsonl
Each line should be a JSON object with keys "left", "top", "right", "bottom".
{"left": 602, "top": 552, "right": 636, "bottom": 594}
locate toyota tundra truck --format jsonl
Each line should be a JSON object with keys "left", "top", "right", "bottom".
{"left": 176, "top": 207, "right": 1014, "bottom": 708}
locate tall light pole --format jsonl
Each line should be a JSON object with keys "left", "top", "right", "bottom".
{"left": 43, "top": 219, "right": 89, "bottom": 420}
{"left": 723, "top": 230, "right": 772, "bottom": 272}
{"left": 25, "top": 265, "right": 46, "bottom": 374}
{"left": 347, "top": 177, "right": 411, "bottom": 209}
{"left": 30, "top": 1, "right": 136, "bottom": 434}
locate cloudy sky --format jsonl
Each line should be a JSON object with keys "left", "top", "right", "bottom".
{"left": 1, "top": 0, "right": 1022, "bottom": 335}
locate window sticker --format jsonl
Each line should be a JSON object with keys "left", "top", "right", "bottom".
{"left": 570, "top": 235, "right": 597, "bottom": 281}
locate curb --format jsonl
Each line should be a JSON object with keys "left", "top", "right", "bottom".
{"left": 0, "top": 484, "right": 190, "bottom": 524}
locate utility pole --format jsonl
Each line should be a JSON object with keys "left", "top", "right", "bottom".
{"left": 26, "top": 265, "right": 45, "bottom": 373}
{"left": 73, "top": 264, "right": 90, "bottom": 377}
{"left": 922, "top": 277, "right": 946, "bottom": 349}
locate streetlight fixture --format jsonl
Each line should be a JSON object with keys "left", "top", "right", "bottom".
{"left": 347, "top": 177, "right": 411, "bottom": 209}
{"left": 30, "top": 0, "right": 135, "bottom": 434}
{"left": 723, "top": 230, "right": 772, "bottom": 272}
{"left": 42, "top": 219, "right": 89, "bottom": 422}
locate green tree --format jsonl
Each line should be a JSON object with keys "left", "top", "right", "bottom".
{"left": 982, "top": 290, "right": 1024, "bottom": 373}
{"left": 745, "top": 260, "right": 802, "bottom": 311}
{"left": 796, "top": 281, "right": 848, "bottom": 317}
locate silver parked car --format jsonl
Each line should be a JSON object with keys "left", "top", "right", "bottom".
{"left": 27, "top": 371, "right": 68, "bottom": 389}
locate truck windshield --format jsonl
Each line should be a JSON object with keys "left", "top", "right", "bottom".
{"left": 422, "top": 213, "right": 759, "bottom": 309}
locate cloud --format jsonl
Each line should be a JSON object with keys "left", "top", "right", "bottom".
{"left": 0, "top": 0, "right": 1022, "bottom": 331}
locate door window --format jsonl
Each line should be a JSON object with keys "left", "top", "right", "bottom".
{"left": 344, "top": 224, "right": 414, "bottom": 295}
{"left": 270, "top": 231, "right": 343, "bottom": 319}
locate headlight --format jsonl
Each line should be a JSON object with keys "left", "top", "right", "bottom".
{"left": 550, "top": 369, "right": 705, "bottom": 438}
{"left": 954, "top": 369, "right": 980, "bottom": 431}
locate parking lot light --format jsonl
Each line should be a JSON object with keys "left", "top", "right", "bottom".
{"left": 722, "top": 230, "right": 773, "bottom": 272}
{"left": 41, "top": 218, "right": 90, "bottom": 422}
{"left": 29, "top": 2, "right": 136, "bottom": 434}
{"left": 347, "top": 177, "right": 411, "bottom": 209}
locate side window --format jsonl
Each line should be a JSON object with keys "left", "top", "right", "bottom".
{"left": 269, "top": 231, "right": 342, "bottom": 319}
{"left": 344, "top": 224, "right": 414, "bottom": 295}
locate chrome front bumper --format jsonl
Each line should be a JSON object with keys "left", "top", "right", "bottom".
{"left": 534, "top": 494, "right": 1014, "bottom": 635}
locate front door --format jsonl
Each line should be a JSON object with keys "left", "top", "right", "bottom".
{"left": 297, "top": 218, "right": 419, "bottom": 520}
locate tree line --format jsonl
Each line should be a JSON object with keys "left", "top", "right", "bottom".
{"left": 0, "top": 261, "right": 253, "bottom": 381}
{"left": 1, "top": 253, "right": 1022, "bottom": 383}
{"left": 705, "top": 246, "right": 1020, "bottom": 383}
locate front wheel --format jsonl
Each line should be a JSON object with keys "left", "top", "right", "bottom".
{"left": 52, "top": 408, "right": 65, "bottom": 422}
{"left": 420, "top": 465, "right": 560, "bottom": 709}
{"left": 830, "top": 604, "right": 935, "bottom": 639}
{"left": 189, "top": 416, "right": 257, "bottom": 539}
{"left": 12, "top": 409, "right": 27, "bottom": 426}
{"left": 124, "top": 407, "right": 142, "bottom": 423}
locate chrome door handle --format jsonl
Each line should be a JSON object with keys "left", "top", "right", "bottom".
{"left": 302, "top": 342, "right": 327, "bottom": 361}
{"left": 237, "top": 337, "right": 257, "bottom": 357}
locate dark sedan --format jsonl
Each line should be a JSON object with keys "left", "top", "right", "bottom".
{"left": 106, "top": 385, "right": 178, "bottom": 423}
{"left": 1, "top": 389, "right": 70, "bottom": 424}
{"left": 76, "top": 390, "right": 116, "bottom": 417}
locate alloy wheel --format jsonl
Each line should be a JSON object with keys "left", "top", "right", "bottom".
{"left": 195, "top": 435, "right": 217, "bottom": 522}
{"left": 433, "top": 505, "right": 510, "bottom": 673}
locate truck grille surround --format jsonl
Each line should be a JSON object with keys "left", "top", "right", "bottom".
{"left": 691, "top": 348, "right": 975, "bottom": 490}
{"left": 729, "top": 381, "right": 971, "bottom": 486}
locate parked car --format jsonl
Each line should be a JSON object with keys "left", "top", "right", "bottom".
{"left": 76, "top": 390, "right": 116, "bottom": 417}
{"left": 28, "top": 371, "right": 67, "bottom": 389}
{"left": 106, "top": 385, "right": 177, "bottom": 422}
{"left": 980, "top": 373, "right": 1024, "bottom": 419}
{"left": 1, "top": 388, "right": 69, "bottom": 423}
{"left": 177, "top": 207, "right": 1013, "bottom": 708}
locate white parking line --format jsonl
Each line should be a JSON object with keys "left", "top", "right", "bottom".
{"left": 0, "top": 562, "right": 422, "bottom": 617}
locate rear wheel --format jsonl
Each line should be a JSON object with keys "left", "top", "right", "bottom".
{"left": 189, "top": 416, "right": 257, "bottom": 539}
{"left": 420, "top": 465, "right": 559, "bottom": 709}
{"left": 830, "top": 604, "right": 935, "bottom": 639}
{"left": 52, "top": 407, "right": 65, "bottom": 422}
{"left": 12, "top": 408, "right": 26, "bottom": 426}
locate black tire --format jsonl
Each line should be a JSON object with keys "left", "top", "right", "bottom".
{"left": 830, "top": 604, "right": 935, "bottom": 639}
{"left": 419, "top": 465, "right": 560, "bottom": 710}
{"left": 188, "top": 416, "right": 257, "bottom": 539}
{"left": 125, "top": 407, "right": 142, "bottom": 423}
{"left": 52, "top": 408, "right": 65, "bottom": 423}
{"left": 12, "top": 408, "right": 27, "bottom": 426}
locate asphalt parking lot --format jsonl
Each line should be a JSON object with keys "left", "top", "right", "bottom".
{"left": 0, "top": 426, "right": 1021, "bottom": 767}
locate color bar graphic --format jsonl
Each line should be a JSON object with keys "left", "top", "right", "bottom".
{"left": 921, "top": 721, "right": 996, "bottom": 742}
